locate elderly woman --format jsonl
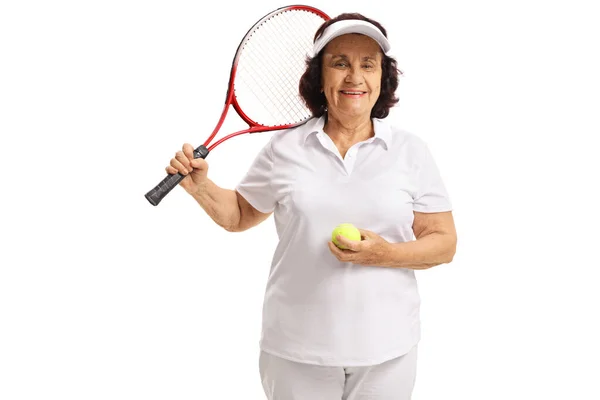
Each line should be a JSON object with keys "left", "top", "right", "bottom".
{"left": 166, "top": 12, "right": 456, "bottom": 400}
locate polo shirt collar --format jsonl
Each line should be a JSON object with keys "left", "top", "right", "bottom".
{"left": 302, "top": 116, "right": 391, "bottom": 150}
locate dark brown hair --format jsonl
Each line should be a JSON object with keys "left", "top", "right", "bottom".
{"left": 299, "top": 13, "right": 402, "bottom": 119}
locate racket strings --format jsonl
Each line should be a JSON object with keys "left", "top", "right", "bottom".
{"left": 234, "top": 10, "right": 326, "bottom": 127}
{"left": 238, "top": 24, "right": 308, "bottom": 121}
{"left": 242, "top": 49, "right": 300, "bottom": 120}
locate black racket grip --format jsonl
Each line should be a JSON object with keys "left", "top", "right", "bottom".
{"left": 145, "top": 145, "right": 209, "bottom": 206}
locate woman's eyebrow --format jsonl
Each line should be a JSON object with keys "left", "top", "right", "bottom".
{"left": 330, "top": 54, "right": 378, "bottom": 61}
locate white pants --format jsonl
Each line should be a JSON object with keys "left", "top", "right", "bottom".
{"left": 259, "top": 345, "right": 418, "bottom": 400}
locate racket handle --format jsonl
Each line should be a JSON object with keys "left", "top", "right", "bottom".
{"left": 145, "top": 145, "right": 209, "bottom": 206}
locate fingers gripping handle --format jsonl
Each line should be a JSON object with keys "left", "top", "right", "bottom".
{"left": 145, "top": 145, "right": 209, "bottom": 206}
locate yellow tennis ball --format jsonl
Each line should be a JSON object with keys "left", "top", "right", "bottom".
{"left": 332, "top": 223, "right": 361, "bottom": 249}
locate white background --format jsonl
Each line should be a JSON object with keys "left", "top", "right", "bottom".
{"left": 1, "top": 0, "right": 599, "bottom": 399}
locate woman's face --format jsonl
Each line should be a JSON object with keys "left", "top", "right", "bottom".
{"left": 321, "top": 34, "right": 383, "bottom": 121}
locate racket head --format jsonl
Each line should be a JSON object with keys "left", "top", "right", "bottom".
{"left": 227, "top": 5, "right": 330, "bottom": 130}
{"left": 144, "top": 5, "right": 329, "bottom": 206}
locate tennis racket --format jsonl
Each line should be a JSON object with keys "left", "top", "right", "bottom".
{"left": 145, "top": 5, "right": 330, "bottom": 206}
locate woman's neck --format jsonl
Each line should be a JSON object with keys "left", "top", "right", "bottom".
{"left": 323, "top": 113, "right": 373, "bottom": 145}
{"left": 323, "top": 113, "right": 374, "bottom": 159}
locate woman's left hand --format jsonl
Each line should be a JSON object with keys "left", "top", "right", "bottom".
{"left": 328, "top": 228, "right": 392, "bottom": 267}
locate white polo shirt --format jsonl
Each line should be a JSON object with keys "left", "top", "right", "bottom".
{"left": 235, "top": 115, "right": 452, "bottom": 367}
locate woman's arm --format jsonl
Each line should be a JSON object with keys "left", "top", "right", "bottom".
{"left": 190, "top": 180, "right": 272, "bottom": 232}
{"left": 384, "top": 211, "right": 457, "bottom": 269}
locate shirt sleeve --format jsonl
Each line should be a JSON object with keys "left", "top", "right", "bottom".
{"left": 412, "top": 138, "right": 453, "bottom": 213}
{"left": 235, "top": 138, "right": 277, "bottom": 214}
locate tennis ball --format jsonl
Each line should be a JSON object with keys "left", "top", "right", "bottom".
{"left": 332, "top": 223, "right": 361, "bottom": 249}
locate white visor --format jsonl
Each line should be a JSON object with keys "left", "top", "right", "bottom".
{"left": 313, "top": 20, "right": 391, "bottom": 57}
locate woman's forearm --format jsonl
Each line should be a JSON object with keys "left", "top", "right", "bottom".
{"left": 383, "top": 232, "right": 456, "bottom": 270}
{"left": 191, "top": 179, "right": 241, "bottom": 231}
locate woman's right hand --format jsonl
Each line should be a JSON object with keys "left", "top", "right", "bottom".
{"left": 165, "top": 143, "right": 209, "bottom": 195}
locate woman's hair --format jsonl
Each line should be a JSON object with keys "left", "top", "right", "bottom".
{"left": 299, "top": 13, "right": 402, "bottom": 119}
